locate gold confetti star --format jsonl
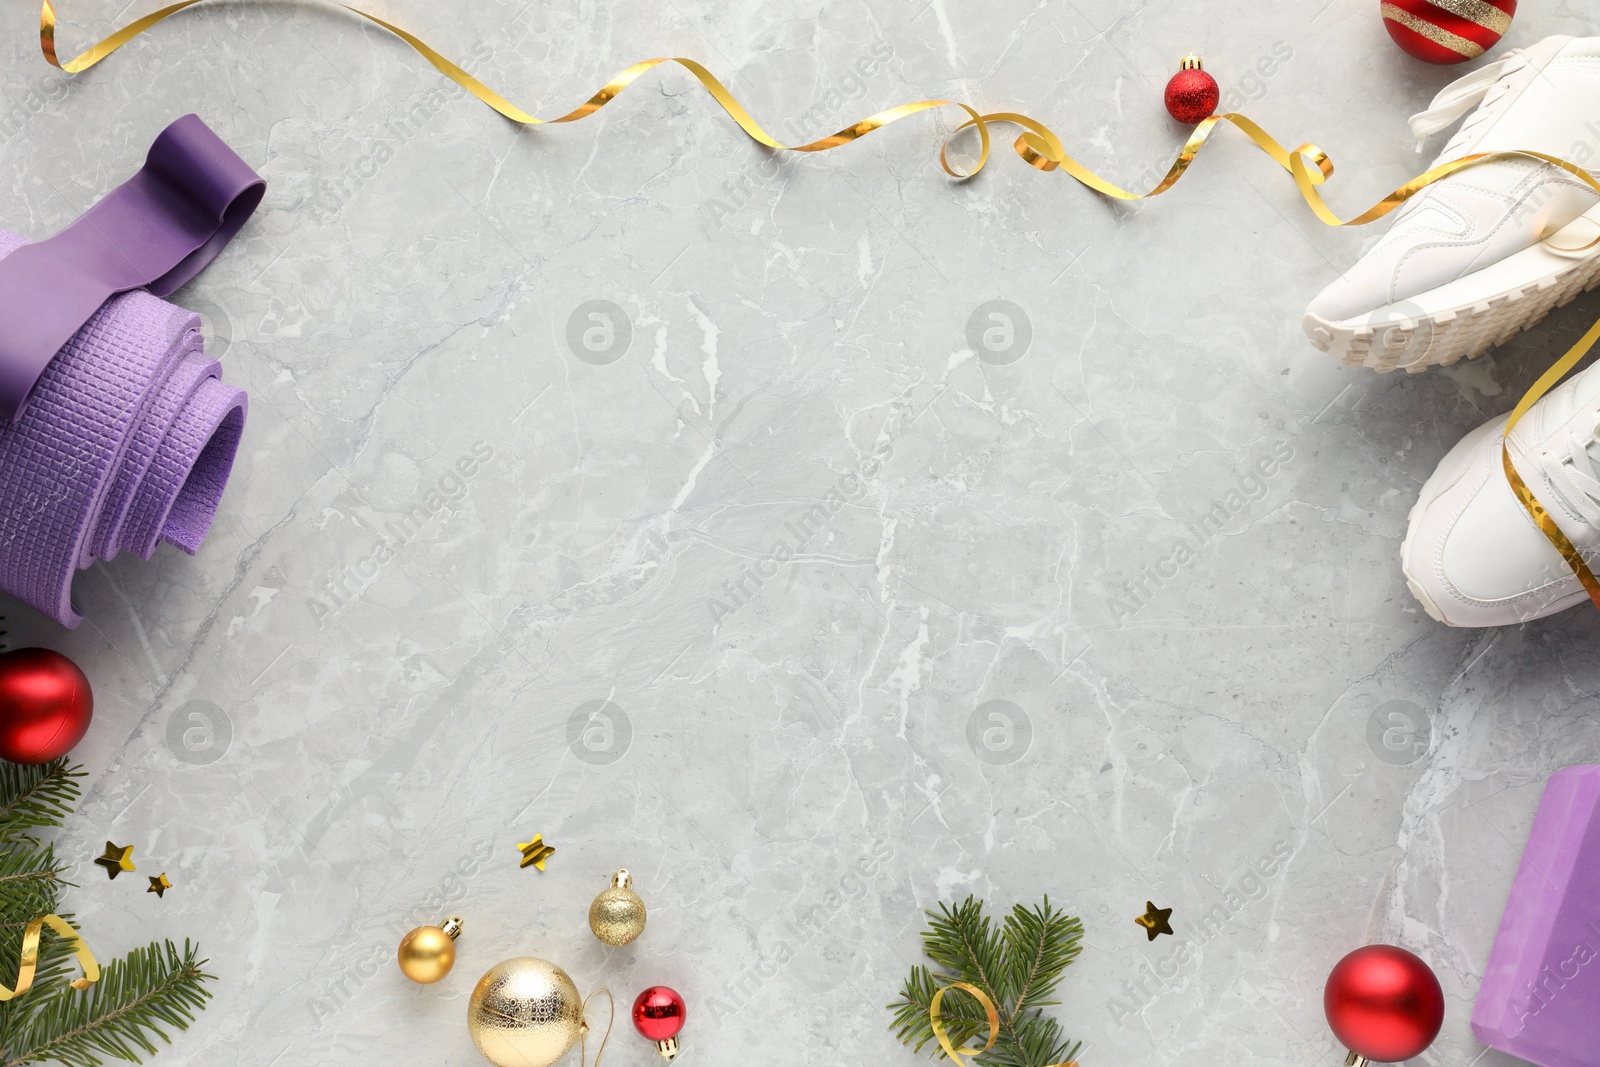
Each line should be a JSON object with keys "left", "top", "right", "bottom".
{"left": 93, "top": 842, "right": 136, "bottom": 880}
{"left": 1135, "top": 901, "right": 1174, "bottom": 941}
{"left": 516, "top": 834, "right": 555, "bottom": 871}
{"left": 147, "top": 873, "right": 173, "bottom": 898}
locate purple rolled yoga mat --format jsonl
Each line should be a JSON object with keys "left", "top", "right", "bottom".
{"left": 1472, "top": 766, "right": 1600, "bottom": 1067}
{"left": 0, "top": 230, "right": 246, "bottom": 628}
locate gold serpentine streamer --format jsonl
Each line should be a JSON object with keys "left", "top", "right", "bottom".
{"left": 39, "top": 0, "right": 1595, "bottom": 214}
{"left": 0, "top": 914, "right": 100, "bottom": 1001}
{"left": 928, "top": 982, "right": 1077, "bottom": 1066}
{"left": 1502, "top": 312, "right": 1600, "bottom": 614}
{"left": 36, "top": 0, "right": 1600, "bottom": 611}
{"left": 42, "top": 1, "right": 991, "bottom": 177}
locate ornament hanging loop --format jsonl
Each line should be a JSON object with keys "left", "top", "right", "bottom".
{"left": 581, "top": 986, "right": 615, "bottom": 1067}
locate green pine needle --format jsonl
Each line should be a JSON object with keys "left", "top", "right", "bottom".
{"left": 0, "top": 762, "right": 82, "bottom": 844}
{"left": 889, "top": 896, "right": 1085, "bottom": 1067}
{"left": 1, "top": 941, "right": 215, "bottom": 1067}
{"left": 0, "top": 763, "right": 214, "bottom": 1066}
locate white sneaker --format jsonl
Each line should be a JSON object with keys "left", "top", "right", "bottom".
{"left": 1304, "top": 36, "right": 1600, "bottom": 373}
{"left": 1402, "top": 358, "right": 1600, "bottom": 626}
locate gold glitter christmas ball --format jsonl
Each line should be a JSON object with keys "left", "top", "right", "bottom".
{"left": 466, "top": 957, "right": 584, "bottom": 1067}
{"left": 397, "top": 917, "right": 462, "bottom": 984}
{"left": 588, "top": 869, "right": 647, "bottom": 946}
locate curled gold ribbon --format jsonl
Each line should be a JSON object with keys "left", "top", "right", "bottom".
{"left": 927, "top": 981, "right": 1077, "bottom": 1067}
{"left": 1501, "top": 312, "right": 1600, "bottom": 614}
{"left": 36, "top": 0, "right": 1600, "bottom": 610}
{"left": 35, "top": 2, "right": 1599, "bottom": 216}
{"left": 928, "top": 982, "right": 1001, "bottom": 1066}
{"left": 42, "top": 1, "right": 991, "bottom": 178}
{"left": 0, "top": 914, "right": 100, "bottom": 1001}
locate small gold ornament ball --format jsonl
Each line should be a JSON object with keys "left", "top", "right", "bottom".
{"left": 588, "top": 868, "right": 647, "bottom": 946}
{"left": 467, "top": 957, "right": 584, "bottom": 1067}
{"left": 398, "top": 918, "right": 461, "bottom": 984}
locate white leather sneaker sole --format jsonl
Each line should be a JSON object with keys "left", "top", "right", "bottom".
{"left": 1304, "top": 205, "right": 1600, "bottom": 373}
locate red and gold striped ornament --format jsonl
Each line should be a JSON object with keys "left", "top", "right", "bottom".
{"left": 1381, "top": 0, "right": 1517, "bottom": 64}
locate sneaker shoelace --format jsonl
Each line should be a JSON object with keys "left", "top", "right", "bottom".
{"left": 1545, "top": 424, "right": 1600, "bottom": 531}
{"left": 1407, "top": 50, "right": 1529, "bottom": 155}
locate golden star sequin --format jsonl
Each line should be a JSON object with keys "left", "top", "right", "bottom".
{"left": 516, "top": 834, "right": 555, "bottom": 871}
{"left": 147, "top": 873, "right": 172, "bottom": 898}
{"left": 1135, "top": 901, "right": 1174, "bottom": 941}
{"left": 92, "top": 841, "right": 135, "bottom": 880}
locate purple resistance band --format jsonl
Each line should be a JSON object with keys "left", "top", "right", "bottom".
{"left": 0, "top": 114, "right": 264, "bottom": 421}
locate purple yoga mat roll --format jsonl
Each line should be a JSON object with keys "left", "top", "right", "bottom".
{"left": 0, "top": 229, "right": 246, "bottom": 628}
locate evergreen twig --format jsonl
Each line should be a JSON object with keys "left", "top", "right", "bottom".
{"left": 0, "top": 762, "right": 213, "bottom": 1066}
{"left": 889, "top": 896, "right": 1085, "bottom": 1067}
{"left": 0, "top": 761, "right": 82, "bottom": 843}
{"left": 2, "top": 942, "right": 214, "bottom": 1067}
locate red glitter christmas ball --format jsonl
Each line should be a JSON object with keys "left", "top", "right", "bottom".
{"left": 1164, "top": 55, "right": 1220, "bottom": 124}
{"left": 1324, "top": 945, "right": 1445, "bottom": 1062}
{"left": 1382, "top": 0, "right": 1516, "bottom": 64}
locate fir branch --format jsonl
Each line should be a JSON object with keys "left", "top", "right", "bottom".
{"left": 1, "top": 941, "right": 215, "bottom": 1067}
{"left": 0, "top": 840, "right": 67, "bottom": 925}
{"left": 0, "top": 762, "right": 83, "bottom": 843}
{"left": 0, "top": 760, "right": 213, "bottom": 1065}
{"left": 0, "top": 920, "right": 82, "bottom": 1048}
{"left": 889, "top": 896, "right": 1085, "bottom": 1067}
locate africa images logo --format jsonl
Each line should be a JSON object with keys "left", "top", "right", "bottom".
{"left": 1107, "top": 439, "right": 1295, "bottom": 623}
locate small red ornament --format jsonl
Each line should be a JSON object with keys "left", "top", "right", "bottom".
{"left": 632, "top": 985, "right": 685, "bottom": 1061}
{"left": 1382, "top": 0, "right": 1516, "bottom": 65}
{"left": 1324, "top": 945, "right": 1445, "bottom": 1064}
{"left": 1164, "top": 55, "right": 1220, "bottom": 125}
{"left": 0, "top": 648, "right": 93, "bottom": 764}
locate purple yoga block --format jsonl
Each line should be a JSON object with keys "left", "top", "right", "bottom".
{"left": 1473, "top": 766, "right": 1600, "bottom": 1067}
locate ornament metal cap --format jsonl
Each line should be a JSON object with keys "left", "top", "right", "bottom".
{"left": 654, "top": 1036, "right": 680, "bottom": 1061}
{"left": 441, "top": 916, "right": 464, "bottom": 940}
{"left": 1344, "top": 1055, "right": 1367, "bottom": 1067}
{"left": 612, "top": 868, "right": 632, "bottom": 890}
{"left": 1179, "top": 54, "right": 1203, "bottom": 71}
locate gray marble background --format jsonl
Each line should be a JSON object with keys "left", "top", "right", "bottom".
{"left": 3, "top": 1, "right": 1599, "bottom": 1064}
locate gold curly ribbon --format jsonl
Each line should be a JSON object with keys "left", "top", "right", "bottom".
{"left": 41, "top": 1, "right": 991, "bottom": 177}
{"left": 0, "top": 914, "right": 100, "bottom": 1001}
{"left": 35, "top": 0, "right": 1600, "bottom": 612}
{"left": 1501, "top": 311, "right": 1600, "bottom": 613}
{"left": 36, "top": 3, "right": 1597, "bottom": 221}
{"left": 928, "top": 982, "right": 1077, "bottom": 1067}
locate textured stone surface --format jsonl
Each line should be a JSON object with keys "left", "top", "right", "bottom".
{"left": 3, "top": 2, "right": 1599, "bottom": 1065}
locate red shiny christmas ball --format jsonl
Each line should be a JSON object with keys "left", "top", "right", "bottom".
{"left": 1382, "top": 0, "right": 1516, "bottom": 65}
{"left": 0, "top": 648, "right": 93, "bottom": 764}
{"left": 1324, "top": 945, "right": 1444, "bottom": 1062}
{"left": 632, "top": 985, "right": 686, "bottom": 1042}
{"left": 1164, "top": 56, "right": 1220, "bottom": 124}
